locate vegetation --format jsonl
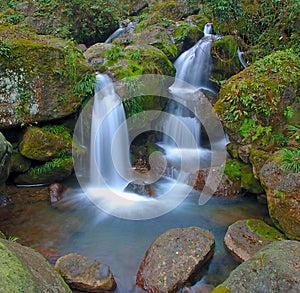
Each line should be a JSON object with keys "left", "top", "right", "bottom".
{"left": 278, "top": 148, "right": 300, "bottom": 173}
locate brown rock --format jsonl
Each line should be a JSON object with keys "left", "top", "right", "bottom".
{"left": 136, "top": 226, "right": 215, "bottom": 293}
{"left": 55, "top": 253, "right": 117, "bottom": 292}
{"left": 48, "top": 183, "right": 65, "bottom": 203}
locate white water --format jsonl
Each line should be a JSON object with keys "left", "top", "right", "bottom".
{"left": 90, "top": 74, "right": 131, "bottom": 190}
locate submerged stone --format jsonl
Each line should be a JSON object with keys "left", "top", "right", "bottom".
{"left": 136, "top": 226, "right": 215, "bottom": 293}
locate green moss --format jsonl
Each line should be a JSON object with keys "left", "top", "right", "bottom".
{"left": 0, "top": 241, "right": 39, "bottom": 292}
{"left": 241, "top": 165, "right": 264, "bottom": 194}
{"left": 211, "top": 285, "right": 231, "bottom": 293}
{"left": 246, "top": 219, "right": 285, "bottom": 241}
{"left": 224, "top": 158, "right": 245, "bottom": 183}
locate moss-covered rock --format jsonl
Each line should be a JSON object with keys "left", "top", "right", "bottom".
{"left": 0, "top": 25, "right": 94, "bottom": 129}
{"left": 14, "top": 156, "right": 73, "bottom": 185}
{"left": 214, "top": 240, "right": 300, "bottom": 293}
{"left": 10, "top": 152, "right": 31, "bottom": 173}
{"left": 19, "top": 126, "right": 72, "bottom": 161}
{"left": 214, "top": 50, "right": 300, "bottom": 161}
{"left": 224, "top": 219, "right": 284, "bottom": 262}
{"left": 211, "top": 35, "right": 241, "bottom": 82}
{"left": 259, "top": 150, "right": 300, "bottom": 240}
{"left": 0, "top": 238, "right": 72, "bottom": 293}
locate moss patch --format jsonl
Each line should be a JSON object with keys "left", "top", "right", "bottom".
{"left": 246, "top": 219, "right": 285, "bottom": 241}
{"left": 211, "top": 285, "right": 231, "bottom": 293}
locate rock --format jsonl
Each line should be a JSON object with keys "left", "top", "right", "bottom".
{"left": 48, "top": 183, "right": 65, "bottom": 203}
{"left": 224, "top": 219, "right": 285, "bottom": 262}
{"left": 214, "top": 50, "right": 300, "bottom": 162}
{"left": 14, "top": 156, "right": 73, "bottom": 185}
{"left": 0, "top": 132, "right": 12, "bottom": 195}
{"left": 260, "top": 151, "right": 300, "bottom": 240}
{"left": 19, "top": 126, "right": 72, "bottom": 161}
{"left": 249, "top": 149, "right": 270, "bottom": 179}
{"left": 136, "top": 226, "right": 215, "bottom": 293}
{"left": 10, "top": 152, "right": 31, "bottom": 173}
{"left": 55, "top": 253, "right": 117, "bottom": 292}
{"left": 192, "top": 158, "right": 263, "bottom": 197}
{"left": 0, "top": 238, "right": 72, "bottom": 293}
{"left": 0, "top": 26, "right": 93, "bottom": 128}
{"left": 212, "top": 240, "right": 300, "bottom": 293}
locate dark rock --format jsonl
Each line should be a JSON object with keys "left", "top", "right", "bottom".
{"left": 0, "top": 238, "right": 72, "bottom": 293}
{"left": 10, "top": 152, "right": 31, "bottom": 173}
{"left": 212, "top": 240, "right": 300, "bottom": 293}
{"left": 224, "top": 219, "right": 285, "bottom": 262}
{"left": 136, "top": 226, "right": 215, "bottom": 293}
{"left": 48, "top": 183, "right": 65, "bottom": 203}
{"left": 260, "top": 152, "right": 300, "bottom": 240}
{"left": 55, "top": 253, "right": 117, "bottom": 292}
{"left": 0, "top": 132, "right": 12, "bottom": 195}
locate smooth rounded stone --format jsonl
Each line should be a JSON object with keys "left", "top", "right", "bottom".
{"left": 212, "top": 240, "right": 300, "bottom": 293}
{"left": 0, "top": 132, "right": 12, "bottom": 194}
{"left": 136, "top": 226, "right": 215, "bottom": 293}
{"left": 224, "top": 219, "right": 285, "bottom": 262}
{"left": 55, "top": 253, "right": 117, "bottom": 292}
{"left": 0, "top": 238, "right": 71, "bottom": 293}
{"left": 48, "top": 183, "right": 66, "bottom": 203}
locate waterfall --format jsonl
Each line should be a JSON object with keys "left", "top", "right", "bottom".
{"left": 90, "top": 74, "right": 131, "bottom": 190}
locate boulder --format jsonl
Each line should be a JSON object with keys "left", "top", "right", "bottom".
{"left": 19, "top": 126, "right": 72, "bottom": 161}
{"left": 212, "top": 240, "right": 300, "bottom": 293}
{"left": 55, "top": 253, "right": 117, "bottom": 292}
{"left": 0, "top": 132, "right": 12, "bottom": 194}
{"left": 14, "top": 156, "right": 73, "bottom": 185}
{"left": 10, "top": 152, "right": 31, "bottom": 173}
{"left": 136, "top": 226, "right": 215, "bottom": 293}
{"left": 224, "top": 219, "right": 285, "bottom": 262}
{"left": 214, "top": 50, "right": 300, "bottom": 162}
{"left": 0, "top": 25, "right": 93, "bottom": 129}
{"left": 260, "top": 151, "right": 300, "bottom": 240}
{"left": 0, "top": 238, "right": 72, "bottom": 293}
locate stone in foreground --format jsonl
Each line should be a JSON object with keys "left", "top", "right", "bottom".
{"left": 55, "top": 253, "right": 116, "bottom": 292}
{"left": 212, "top": 240, "right": 300, "bottom": 293}
{"left": 224, "top": 219, "right": 284, "bottom": 262}
{"left": 136, "top": 226, "right": 215, "bottom": 293}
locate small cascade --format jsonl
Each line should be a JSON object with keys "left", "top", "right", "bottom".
{"left": 90, "top": 74, "right": 131, "bottom": 190}
{"left": 105, "top": 20, "right": 137, "bottom": 43}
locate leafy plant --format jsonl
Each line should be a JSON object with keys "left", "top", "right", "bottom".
{"left": 279, "top": 148, "right": 300, "bottom": 173}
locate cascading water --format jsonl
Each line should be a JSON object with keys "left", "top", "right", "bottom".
{"left": 159, "top": 23, "right": 223, "bottom": 181}
{"left": 89, "top": 74, "right": 131, "bottom": 190}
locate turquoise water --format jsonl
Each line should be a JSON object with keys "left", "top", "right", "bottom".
{"left": 2, "top": 178, "right": 269, "bottom": 292}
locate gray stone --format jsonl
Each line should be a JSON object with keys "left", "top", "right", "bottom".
{"left": 0, "top": 132, "right": 12, "bottom": 194}
{"left": 136, "top": 226, "right": 215, "bottom": 293}
{"left": 213, "top": 240, "right": 300, "bottom": 293}
{"left": 55, "top": 253, "right": 117, "bottom": 292}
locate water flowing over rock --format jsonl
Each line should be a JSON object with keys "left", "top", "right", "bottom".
{"left": 260, "top": 152, "right": 300, "bottom": 240}
{"left": 136, "top": 226, "right": 215, "bottom": 293}
{"left": 212, "top": 240, "right": 300, "bottom": 293}
{"left": 0, "top": 238, "right": 72, "bottom": 293}
{"left": 55, "top": 253, "right": 117, "bottom": 292}
{"left": 224, "top": 219, "right": 285, "bottom": 262}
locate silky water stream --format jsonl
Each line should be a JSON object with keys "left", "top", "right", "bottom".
{"left": 2, "top": 24, "right": 271, "bottom": 292}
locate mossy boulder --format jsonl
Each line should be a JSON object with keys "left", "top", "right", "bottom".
{"left": 10, "top": 152, "right": 31, "bottom": 173}
{"left": 259, "top": 150, "right": 300, "bottom": 240}
{"left": 14, "top": 156, "right": 73, "bottom": 185}
{"left": 0, "top": 132, "right": 12, "bottom": 195}
{"left": 0, "top": 25, "right": 93, "bottom": 129}
{"left": 211, "top": 35, "right": 241, "bottom": 82}
{"left": 214, "top": 50, "right": 300, "bottom": 162}
{"left": 19, "top": 126, "right": 72, "bottom": 161}
{"left": 212, "top": 240, "right": 300, "bottom": 293}
{"left": 224, "top": 219, "right": 284, "bottom": 262}
{"left": 0, "top": 238, "right": 72, "bottom": 293}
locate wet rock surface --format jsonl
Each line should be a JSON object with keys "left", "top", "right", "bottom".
{"left": 0, "top": 238, "right": 71, "bottom": 293}
{"left": 224, "top": 219, "right": 284, "bottom": 262}
{"left": 55, "top": 253, "right": 117, "bottom": 292}
{"left": 213, "top": 240, "right": 300, "bottom": 293}
{"left": 136, "top": 226, "right": 215, "bottom": 293}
